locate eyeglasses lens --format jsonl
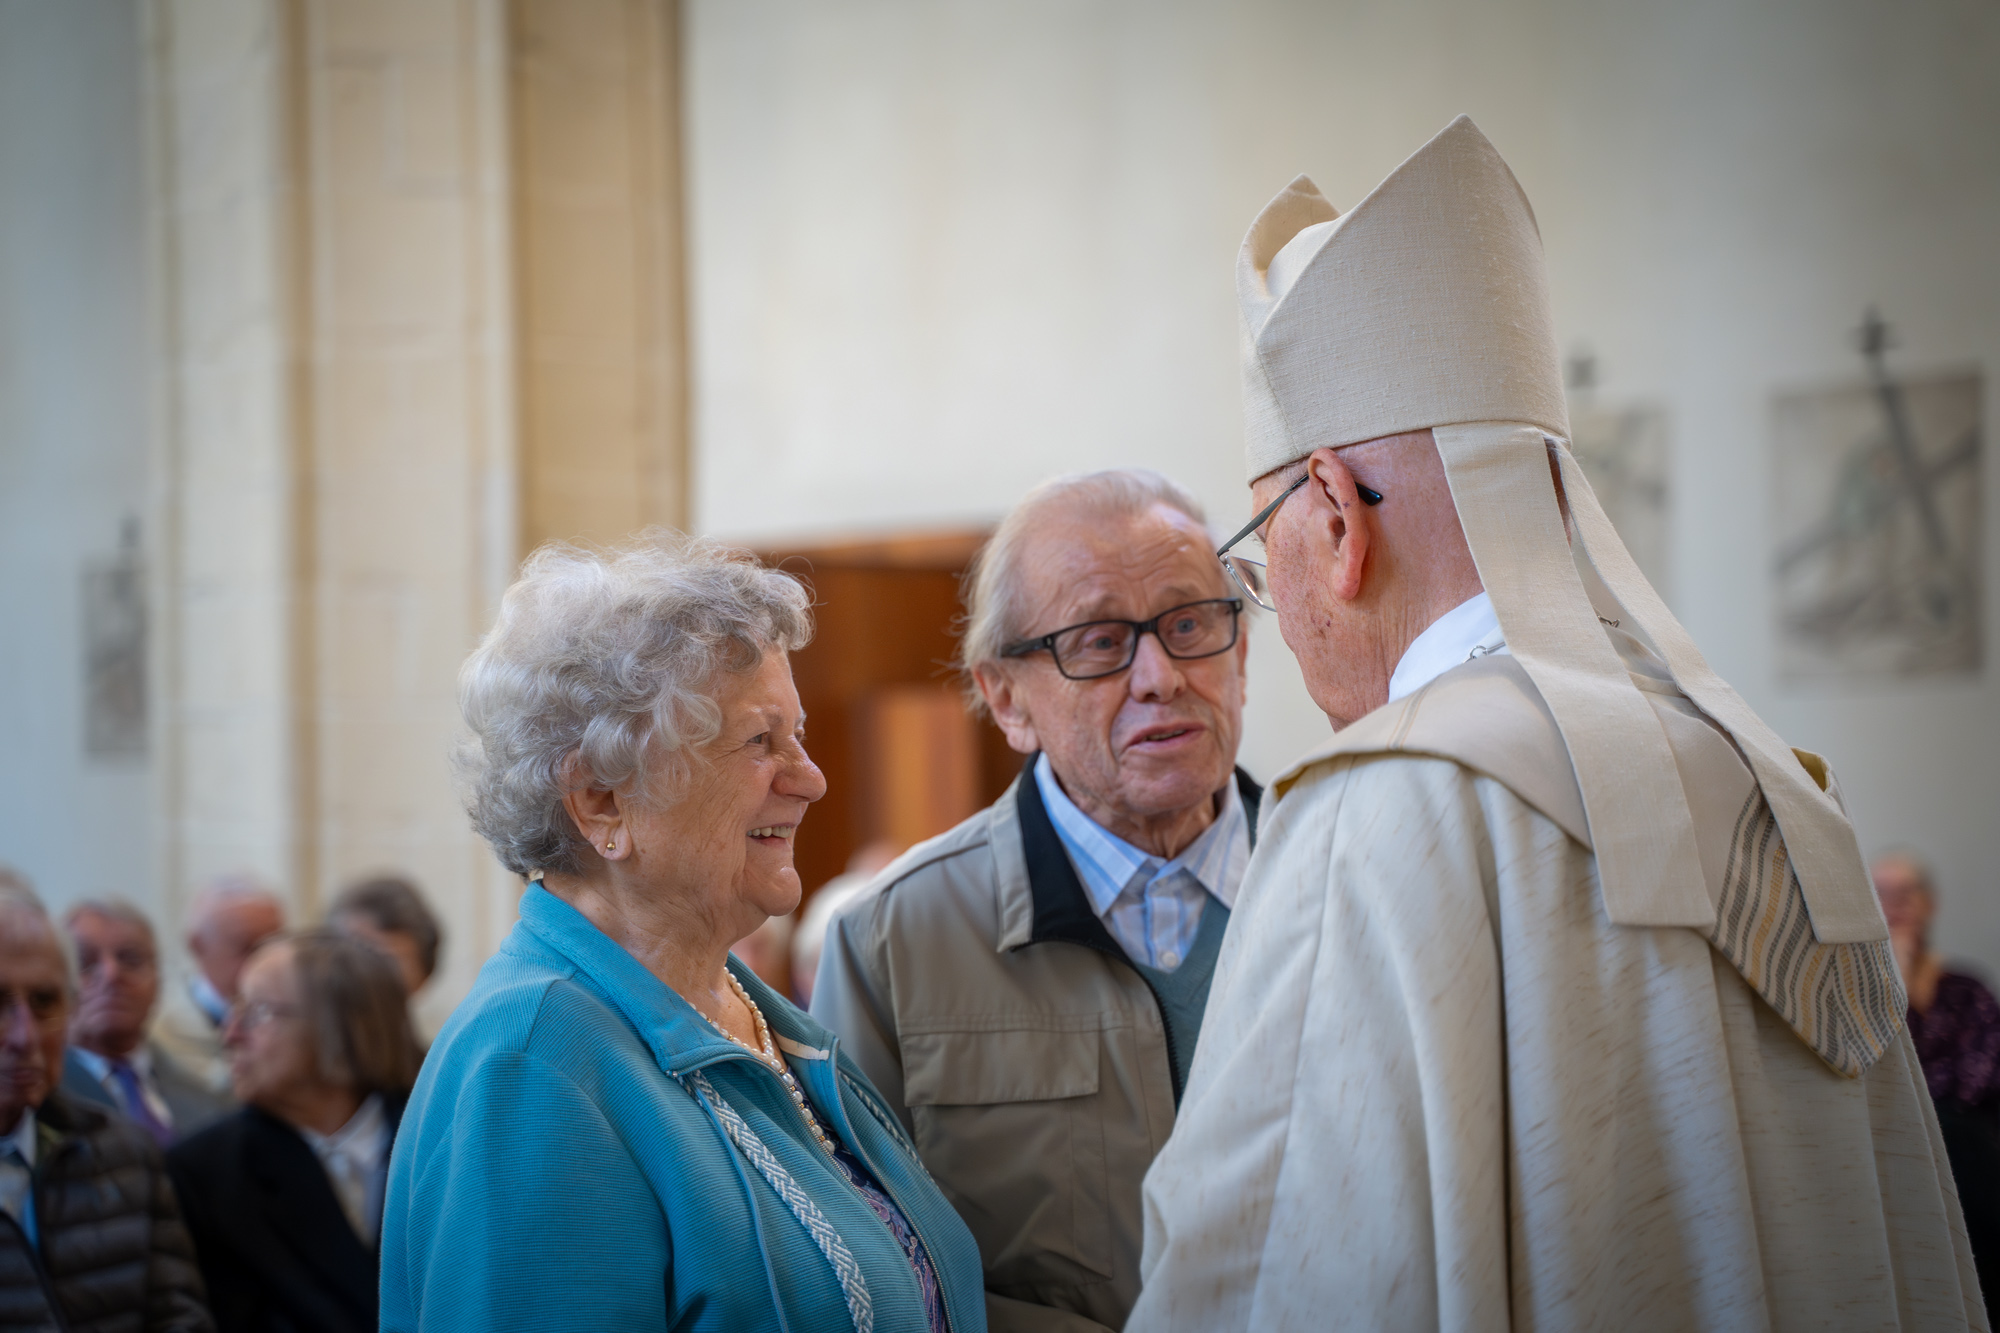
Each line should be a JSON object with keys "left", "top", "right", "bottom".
{"left": 1051, "top": 601, "right": 1240, "bottom": 679}
{"left": 1053, "top": 622, "right": 1137, "bottom": 678}
{"left": 1223, "top": 555, "right": 1275, "bottom": 612}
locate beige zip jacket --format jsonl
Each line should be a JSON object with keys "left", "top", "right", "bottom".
{"left": 812, "top": 764, "right": 1260, "bottom": 1333}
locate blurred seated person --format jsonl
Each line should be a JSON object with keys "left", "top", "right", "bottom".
{"left": 790, "top": 840, "right": 900, "bottom": 1008}
{"left": 153, "top": 879, "right": 285, "bottom": 1096}
{"left": 0, "top": 885, "right": 213, "bottom": 1332}
{"left": 329, "top": 875, "right": 442, "bottom": 997}
{"left": 167, "top": 930, "right": 419, "bottom": 1333}
{"left": 812, "top": 469, "right": 1257, "bottom": 1332}
{"left": 1877, "top": 852, "right": 2000, "bottom": 1109}
{"left": 1876, "top": 850, "right": 2000, "bottom": 1310}
{"left": 60, "top": 900, "right": 232, "bottom": 1146}
{"left": 381, "top": 534, "right": 986, "bottom": 1332}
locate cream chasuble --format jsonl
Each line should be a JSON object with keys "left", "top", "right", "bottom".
{"left": 1132, "top": 113, "right": 1982, "bottom": 1332}
{"left": 1129, "top": 639, "right": 1982, "bottom": 1331}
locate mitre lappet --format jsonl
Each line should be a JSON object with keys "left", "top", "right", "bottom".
{"left": 1239, "top": 115, "right": 1902, "bottom": 1075}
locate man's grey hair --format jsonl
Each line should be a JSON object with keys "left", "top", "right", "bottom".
{"left": 0, "top": 884, "right": 76, "bottom": 994}
{"left": 63, "top": 899, "right": 158, "bottom": 950}
{"left": 457, "top": 529, "right": 813, "bottom": 878}
{"left": 186, "top": 874, "right": 285, "bottom": 944}
{"left": 958, "top": 469, "right": 1210, "bottom": 716}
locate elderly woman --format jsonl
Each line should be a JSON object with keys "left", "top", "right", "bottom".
{"left": 167, "top": 930, "right": 420, "bottom": 1333}
{"left": 380, "top": 535, "right": 986, "bottom": 1333}
{"left": 1874, "top": 852, "right": 2000, "bottom": 1315}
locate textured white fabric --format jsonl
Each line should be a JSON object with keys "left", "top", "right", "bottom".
{"left": 1551, "top": 446, "right": 1883, "bottom": 941}
{"left": 1233, "top": 115, "right": 1885, "bottom": 951}
{"left": 1387, "top": 592, "right": 1507, "bottom": 702}
{"left": 1440, "top": 421, "right": 1711, "bottom": 927}
{"left": 1033, "top": 755, "right": 1248, "bottom": 970}
{"left": 1131, "top": 728, "right": 1981, "bottom": 1331}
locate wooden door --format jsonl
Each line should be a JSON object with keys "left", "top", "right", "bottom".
{"left": 764, "top": 532, "right": 1022, "bottom": 908}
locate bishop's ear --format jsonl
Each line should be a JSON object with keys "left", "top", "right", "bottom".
{"left": 1305, "top": 447, "right": 1372, "bottom": 603}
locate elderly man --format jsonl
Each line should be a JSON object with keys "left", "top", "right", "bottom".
{"left": 60, "top": 901, "right": 232, "bottom": 1145}
{"left": 153, "top": 878, "right": 285, "bottom": 1096}
{"left": 813, "top": 468, "right": 1256, "bottom": 1332}
{"left": 0, "top": 885, "right": 212, "bottom": 1331}
{"left": 1131, "top": 117, "right": 1980, "bottom": 1330}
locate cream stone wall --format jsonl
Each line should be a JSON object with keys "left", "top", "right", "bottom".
{"left": 143, "top": 0, "right": 524, "bottom": 1025}
{"left": 292, "top": 0, "right": 521, "bottom": 1027}
{"left": 511, "top": 0, "right": 688, "bottom": 551}
{"left": 129, "top": 0, "right": 687, "bottom": 1023}
{"left": 0, "top": 0, "right": 155, "bottom": 913}
{"left": 685, "top": 0, "right": 2000, "bottom": 970}
{"left": 145, "top": 0, "right": 306, "bottom": 938}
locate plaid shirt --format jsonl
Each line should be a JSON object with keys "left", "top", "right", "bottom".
{"left": 1033, "top": 753, "right": 1248, "bottom": 971}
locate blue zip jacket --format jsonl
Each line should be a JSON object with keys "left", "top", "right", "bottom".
{"left": 380, "top": 884, "right": 987, "bottom": 1333}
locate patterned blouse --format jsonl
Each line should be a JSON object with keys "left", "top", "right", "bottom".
{"left": 1908, "top": 971, "right": 2000, "bottom": 1113}
{"left": 828, "top": 1144, "right": 949, "bottom": 1333}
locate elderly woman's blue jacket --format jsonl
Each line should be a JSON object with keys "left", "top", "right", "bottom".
{"left": 379, "top": 884, "right": 987, "bottom": 1333}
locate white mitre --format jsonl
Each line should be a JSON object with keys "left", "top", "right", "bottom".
{"left": 1239, "top": 115, "right": 1883, "bottom": 943}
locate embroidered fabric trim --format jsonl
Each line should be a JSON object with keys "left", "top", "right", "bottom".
{"left": 679, "top": 1069, "right": 875, "bottom": 1333}
{"left": 1706, "top": 789, "right": 1906, "bottom": 1079}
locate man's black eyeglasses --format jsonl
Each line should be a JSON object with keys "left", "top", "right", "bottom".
{"left": 1215, "top": 472, "right": 1382, "bottom": 611}
{"left": 999, "top": 598, "right": 1244, "bottom": 681}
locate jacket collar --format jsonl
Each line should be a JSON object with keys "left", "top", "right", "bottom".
{"left": 994, "top": 754, "right": 1262, "bottom": 954}
{"left": 240, "top": 1105, "right": 380, "bottom": 1300}
{"left": 516, "top": 883, "right": 841, "bottom": 1074}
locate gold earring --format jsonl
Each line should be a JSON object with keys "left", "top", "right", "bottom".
{"left": 604, "top": 840, "right": 616, "bottom": 854}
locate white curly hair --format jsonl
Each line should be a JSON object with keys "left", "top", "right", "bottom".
{"left": 457, "top": 530, "right": 813, "bottom": 877}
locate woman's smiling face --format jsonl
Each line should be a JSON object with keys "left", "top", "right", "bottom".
{"left": 621, "top": 650, "right": 828, "bottom": 942}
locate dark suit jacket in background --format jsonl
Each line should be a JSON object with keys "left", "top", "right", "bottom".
{"left": 165, "top": 1100, "right": 403, "bottom": 1333}
{"left": 61, "top": 1045, "right": 234, "bottom": 1145}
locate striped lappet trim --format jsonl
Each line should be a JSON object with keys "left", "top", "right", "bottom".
{"left": 679, "top": 1070, "right": 874, "bottom": 1333}
{"left": 1704, "top": 790, "right": 1906, "bottom": 1079}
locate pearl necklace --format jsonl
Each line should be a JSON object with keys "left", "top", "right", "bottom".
{"left": 705, "top": 969, "right": 836, "bottom": 1157}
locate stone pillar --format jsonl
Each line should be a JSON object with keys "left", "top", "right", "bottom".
{"left": 509, "top": 0, "right": 689, "bottom": 548}
{"left": 146, "top": 0, "right": 689, "bottom": 1022}
{"left": 292, "top": 0, "right": 521, "bottom": 1028}
{"left": 147, "top": 0, "right": 521, "bottom": 1025}
{"left": 144, "top": 0, "right": 313, "bottom": 936}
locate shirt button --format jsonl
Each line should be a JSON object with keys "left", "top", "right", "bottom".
{"left": 1161, "top": 950, "right": 1180, "bottom": 968}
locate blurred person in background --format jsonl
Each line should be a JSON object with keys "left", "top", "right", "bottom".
{"left": 154, "top": 879, "right": 285, "bottom": 1096}
{"left": 383, "top": 535, "right": 985, "bottom": 1333}
{"left": 60, "top": 901, "right": 231, "bottom": 1146}
{"left": 790, "top": 839, "right": 900, "bottom": 1008}
{"left": 0, "top": 884, "right": 213, "bottom": 1333}
{"left": 167, "top": 929, "right": 419, "bottom": 1333}
{"left": 1876, "top": 850, "right": 2000, "bottom": 1313}
{"left": 329, "top": 875, "right": 442, "bottom": 997}
{"left": 731, "top": 910, "right": 794, "bottom": 994}
{"left": 813, "top": 470, "right": 1257, "bottom": 1333}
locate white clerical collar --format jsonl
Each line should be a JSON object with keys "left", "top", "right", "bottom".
{"left": 1387, "top": 591, "right": 1509, "bottom": 702}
